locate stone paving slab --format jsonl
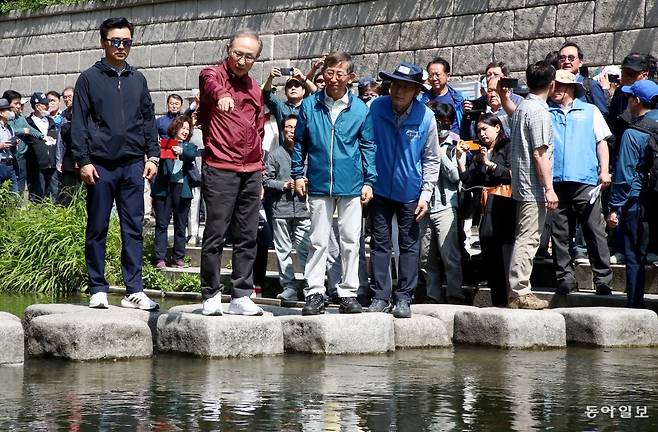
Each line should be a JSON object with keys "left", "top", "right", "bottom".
{"left": 157, "top": 309, "right": 284, "bottom": 358}
{"left": 25, "top": 310, "right": 153, "bottom": 361}
{"left": 0, "top": 312, "right": 24, "bottom": 365}
{"left": 410, "top": 304, "right": 479, "bottom": 339}
{"left": 552, "top": 307, "right": 658, "bottom": 347}
{"left": 279, "top": 313, "right": 395, "bottom": 354}
{"left": 453, "top": 308, "right": 567, "bottom": 349}
{"left": 168, "top": 303, "right": 274, "bottom": 316}
{"left": 393, "top": 314, "right": 452, "bottom": 349}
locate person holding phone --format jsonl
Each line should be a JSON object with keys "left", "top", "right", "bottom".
{"left": 461, "top": 113, "right": 515, "bottom": 307}
{"left": 151, "top": 116, "right": 197, "bottom": 269}
{"left": 263, "top": 66, "right": 317, "bottom": 148}
{"left": 0, "top": 98, "right": 18, "bottom": 192}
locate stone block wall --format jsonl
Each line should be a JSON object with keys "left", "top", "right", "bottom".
{"left": 0, "top": 0, "right": 655, "bottom": 112}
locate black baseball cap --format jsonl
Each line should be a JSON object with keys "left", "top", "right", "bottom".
{"left": 621, "top": 53, "right": 649, "bottom": 72}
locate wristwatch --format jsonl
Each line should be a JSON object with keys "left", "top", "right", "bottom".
{"left": 147, "top": 156, "right": 160, "bottom": 167}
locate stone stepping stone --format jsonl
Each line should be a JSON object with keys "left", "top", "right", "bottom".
{"left": 24, "top": 303, "right": 163, "bottom": 345}
{"left": 453, "top": 308, "right": 566, "bottom": 349}
{"left": 279, "top": 313, "right": 395, "bottom": 354}
{"left": 410, "top": 304, "right": 479, "bottom": 339}
{"left": 552, "top": 307, "right": 658, "bottom": 347}
{"left": 157, "top": 307, "right": 284, "bottom": 358}
{"left": 393, "top": 314, "right": 452, "bottom": 349}
{"left": 26, "top": 310, "right": 153, "bottom": 361}
{"left": 0, "top": 312, "right": 24, "bottom": 365}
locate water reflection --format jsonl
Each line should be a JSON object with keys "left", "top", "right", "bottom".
{"left": 1, "top": 348, "right": 657, "bottom": 431}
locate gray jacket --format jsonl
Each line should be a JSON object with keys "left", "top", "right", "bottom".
{"left": 429, "top": 142, "right": 461, "bottom": 213}
{"left": 264, "top": 145, "right": 309, "bottom": 219}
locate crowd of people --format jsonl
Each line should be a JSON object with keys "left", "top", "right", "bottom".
{"left": 1, "top": 17, "right": 657, "bottom": 316}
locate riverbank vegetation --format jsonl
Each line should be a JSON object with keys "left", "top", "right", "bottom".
{"left": 0, "top": 0, "right": 105, "bottom": 14}
{"left": 0, "top": 185, "right": 200, "bottom": 294}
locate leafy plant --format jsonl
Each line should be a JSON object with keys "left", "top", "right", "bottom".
{"left": 0, "top": 0, "right": 106, "bottom": 14}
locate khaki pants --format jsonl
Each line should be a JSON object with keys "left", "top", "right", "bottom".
{"left": 508, "top": 201, "right": 546, "bottom": 298}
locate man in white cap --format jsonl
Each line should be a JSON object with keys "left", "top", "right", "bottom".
{"left": 548, "top": 69, "right": 613, "bottom": 297}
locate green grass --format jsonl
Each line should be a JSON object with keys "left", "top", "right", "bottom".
{"left": 0, "top": 0, "right": 105, "bottom": 13}
{"left": 0, "top": 184, "right": 199, "bottom": 294}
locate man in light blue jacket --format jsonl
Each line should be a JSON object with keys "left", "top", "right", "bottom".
{"left": 367, "top": 63, "right": 440, "bottom": 318}
{"left": 291, "top": 51, "right": 377, "bottom": 316}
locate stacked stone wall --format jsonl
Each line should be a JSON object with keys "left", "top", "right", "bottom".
{"left": 0, "top": 0, "right": 655, "bottom": 111}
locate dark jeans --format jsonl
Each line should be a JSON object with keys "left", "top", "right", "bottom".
{"left": 27, "top": 166, "right": 58, "bottom": 202}
{"left": 369, "top": 195, "right": 420, "bottom": 303}
{"left": 0, "top": 161, "right": 18, "bottom": 193}
{"left": 153, "top": 183, "right": 191, "bottom": 262}
{"left": 86, "top": 160, "right": 145, "bottom": 295}
{"left": 16, "top": 157, "right": 26, "bottom": 193}
{"left": 620, "top": 197, "right": 647, "bottom": 308}
{"left": 551, "top": 182, "right": 612, "bottom": 288}
{"left": 254, "top": 212, "right": 273, "bottom": 287}
{"left": 200, "top": 166, "right": 261, "bottom": 300}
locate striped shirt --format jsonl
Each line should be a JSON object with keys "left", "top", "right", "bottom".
{"left": 510, "top": 93, "right": 554, "bottom": 202}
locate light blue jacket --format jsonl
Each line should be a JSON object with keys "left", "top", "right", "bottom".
{"left": 291, "top": 90, "right": 376, "bottom": 197}
{"left": 549, "top": 99, "right": 599, "bottom": 186}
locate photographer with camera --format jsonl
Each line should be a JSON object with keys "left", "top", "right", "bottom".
{"left": 263, "top": 66, "right": 317, "bottom": 147}
{"left": 460, "top": 113, "right": 514, "bottom": 307}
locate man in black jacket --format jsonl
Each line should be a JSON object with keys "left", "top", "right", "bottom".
{"left": 25, "top": 92, "right": 58, "bottom": 202}
{"left": 71, "top": 17, "right": 160, "bottom": 310}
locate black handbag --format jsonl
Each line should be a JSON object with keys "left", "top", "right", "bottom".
{"left": 187, "top": 162, "right": 201, "bottom": 187}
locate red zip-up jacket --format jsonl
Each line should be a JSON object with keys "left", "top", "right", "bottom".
{"left": 199, "top": 60, "right": 265, "bottom": 172}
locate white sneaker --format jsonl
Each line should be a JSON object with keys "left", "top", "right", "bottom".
{"left": 202, "top": 293, "right": 223, "bottom": 316}
{"left": 89, "top": 292, "right": 109, "bottom": 309}
{"left": 120, "top": 292, "right": 159, "bottom": 311}
{"left": 610, "top": 252, "right": 625, "bottom": 264}
{"left": 227, "top": 296, "right": 264, "bottom": 316}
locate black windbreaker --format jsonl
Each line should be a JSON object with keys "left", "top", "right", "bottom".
{"left": 71, "top": 58, "right": 159, "bottom": 167}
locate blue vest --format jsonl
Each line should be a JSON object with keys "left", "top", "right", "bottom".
{"left": 549, "top": 99, "right": 599, "bottom": 186}
{"left": 370, "top": 96, "right": 434, "bottom": 203}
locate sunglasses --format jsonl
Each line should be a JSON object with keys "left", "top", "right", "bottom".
{"left": 105, "top": 38, "right": 133, "bottom": 48}
{"left": 558, "top": 54, "right": 578, "bottom": 62}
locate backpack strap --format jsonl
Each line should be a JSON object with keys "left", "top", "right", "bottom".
{"left": 581, "top": 77, "right": 594, "bottom": 105}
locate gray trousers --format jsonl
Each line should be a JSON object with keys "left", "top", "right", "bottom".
{"left": 272, "top": 217, "right": 311, "bottom": 290}
{"left": 509, "top": 201, "right": 546, "bottom": 298}
{"left": 551, "top": 182, "right": 612, "bottom": 287}
{"left": 419, "top": 208, "right": 463, "bottom": 302}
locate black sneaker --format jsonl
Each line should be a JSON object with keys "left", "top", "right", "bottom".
{"left": 338, "top": 297, "right": 362, "bottom": 314}
{"left": 595, "top": 284, "right": 612, "bottom": 296}
{"left": 392, "top": 300, "right": 411, "bottom": 318}
{"left": 367, "top": 298, "right": 391, "bottom": 313}
{"left": 302, "top": 294, "right": 325, "bottom": 315}
{"left": 556, "top": 282, "right": 578, "bottom": 296}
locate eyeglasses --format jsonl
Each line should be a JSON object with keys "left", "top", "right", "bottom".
{"left": 324, "top": 70, "right": 348, "bottom": 79}
{"left": 428, "top": 72, "right": 445, "bottom": 79}
{"left": 230, "top": 50, "right": 256, "bottom": 63}
{"left": 558, "top": 54, "right": 579, "bottom": 62}
{"left": 105, "top": 38, "right": 132, "bottom": 49}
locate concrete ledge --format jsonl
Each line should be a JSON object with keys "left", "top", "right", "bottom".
{"left": 453, "top": 308, "right": 567, "bottom": 349}
{"left": 157, "top": 309, "right": 284, "bottom": 358}
{"left": 552, "top": 307, "right": 658, "bottom": 347}
{"left": 394, "top": 315, "right": 452, "bottom": 349}
{"left": 0, "top": 312, "right": 24, "bottom": 365}
{"left": 26, "top": 310, "right": 153, "bottom": 361}
{"left": 279, "top": 313, "right": 395, "bottom": 354}
{"left": 410, "top": 304, "right": 479, "bottom": 339}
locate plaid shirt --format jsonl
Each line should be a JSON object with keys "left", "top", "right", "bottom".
{"left": 510, "top": 93, "right": 554, "bottom": 202}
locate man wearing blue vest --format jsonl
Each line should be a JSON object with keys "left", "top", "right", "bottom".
{"left": 548, "top": 69, "right": 613, "bottom": 296}
{"left": 367, "top": 63, "right": 440, "bottom": 318}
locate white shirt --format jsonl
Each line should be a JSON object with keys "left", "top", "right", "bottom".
{"left": 324, "top": 91, "right": 350, "bottom": 125}
{"left": 559, "top": 101, "right": 611, "bottom": 142}
{"left": 31, "top": 115, "right": 49, "bottom": 136}
{"left": 0, "top": 122, "right": 12, "bottom": 160}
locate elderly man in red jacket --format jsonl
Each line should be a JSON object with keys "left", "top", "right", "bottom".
{"left": 198, "top": 29, "right": 266, "bottom": 316}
